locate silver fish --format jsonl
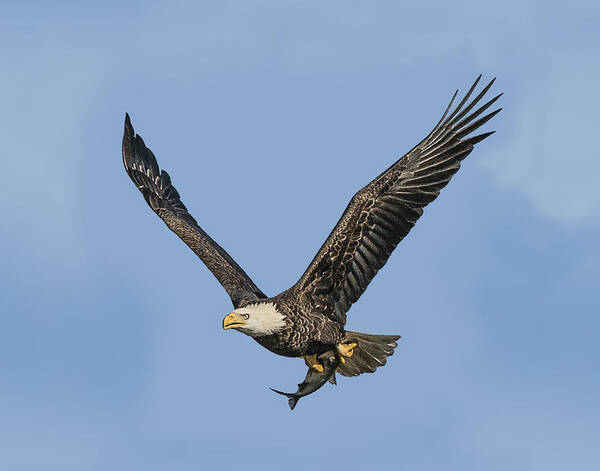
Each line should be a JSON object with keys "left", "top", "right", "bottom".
{"left": 270, "top": 350, "right": 340, "bottom": 410}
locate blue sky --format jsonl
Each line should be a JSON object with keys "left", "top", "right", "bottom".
{"left": 1, "top": 1, "right": 599, "bottom": 470}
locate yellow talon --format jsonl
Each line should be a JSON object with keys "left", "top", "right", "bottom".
{"left": 303, "top": 354, "right": 324, "bottom": 372}
{"left": 336, "top": 342, "right": 357, "bottom": 363}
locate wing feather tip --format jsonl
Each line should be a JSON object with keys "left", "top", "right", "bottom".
{"left": 123, "top": 113, "right": 135, "bottom": 141}
{"left": 456, "top": 107, "right": 502, "bottom": 139}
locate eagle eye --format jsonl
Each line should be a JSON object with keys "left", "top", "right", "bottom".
{"left": 242, "top": 313, "right": 249, "bottom": 320}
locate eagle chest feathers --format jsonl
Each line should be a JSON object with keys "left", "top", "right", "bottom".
{"left": 232, "top": 302, "right": 345, "bottom": 357}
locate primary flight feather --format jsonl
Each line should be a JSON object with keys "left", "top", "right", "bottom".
{"left": 122, "top": 75, "right": 501, "bottom": 401}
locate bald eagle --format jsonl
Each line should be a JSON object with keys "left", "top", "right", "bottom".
{"left": 122, "top": 76, "right": 501, "bottom": 381}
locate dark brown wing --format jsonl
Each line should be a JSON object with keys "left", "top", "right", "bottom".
{"left": 122, "top": 114, "right": 266, "bottom": 307}
{"left": 291, "top": 76, "right": 501, "bottom": 324}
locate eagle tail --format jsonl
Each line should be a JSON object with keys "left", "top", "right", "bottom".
{"left": 337, "top": 331, "right": 400, "bottom": 377}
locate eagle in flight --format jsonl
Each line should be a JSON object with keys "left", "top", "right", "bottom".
{"left": 122, "top": 76, "right": 501, "bottom": 381}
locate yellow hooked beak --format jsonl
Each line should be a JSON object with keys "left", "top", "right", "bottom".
{"left": 223, "top": 312, "right": 246, "bottom": 330}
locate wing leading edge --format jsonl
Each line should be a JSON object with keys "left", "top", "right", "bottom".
{"left": 292, "top": 76, "right": 502, "bottom": 324}
{"left": 122, "top": 114, "right": 266, "bottom": 307}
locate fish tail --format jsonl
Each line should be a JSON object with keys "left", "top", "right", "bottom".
{"left": 269, "top": 388, "right": 300, "bottom": 410}
{"left": 288, "top": 396, "right": 299, "bottom": 410}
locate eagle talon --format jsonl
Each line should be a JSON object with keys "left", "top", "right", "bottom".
{"left": 303, "top": 354, "right": 324, "bottom": 373}
{"left": 336, "top": 342, "right": 357, "bottom": 363}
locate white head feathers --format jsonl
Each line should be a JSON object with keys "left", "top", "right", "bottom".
{"left": 232, "top": 303, "right": 286, "bottom": 337}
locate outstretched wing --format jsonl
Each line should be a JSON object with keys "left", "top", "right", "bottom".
{"left": 291, "top": 76, "right": 501, "bottom": 324}
{"left": 122, "top": 114, "right": 266, "bottom": 307}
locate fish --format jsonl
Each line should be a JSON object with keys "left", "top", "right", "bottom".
{"left": 270, "top": 350, "right": 340, "bottom": 410}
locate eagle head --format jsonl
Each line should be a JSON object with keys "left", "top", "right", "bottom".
{"left": 222, "top": 302, "right": 286, "bottom": 337}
